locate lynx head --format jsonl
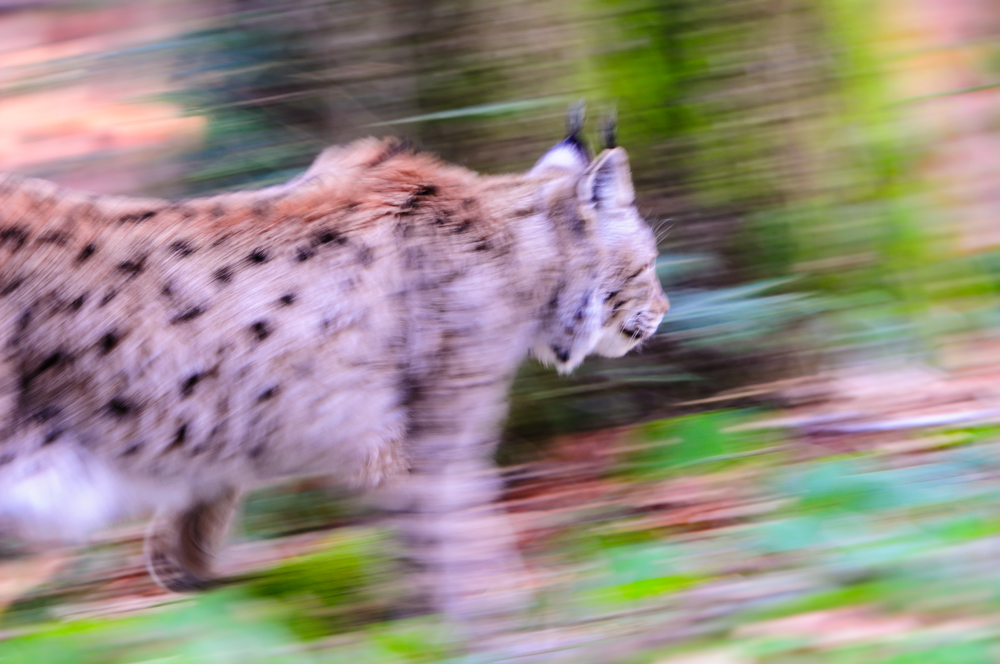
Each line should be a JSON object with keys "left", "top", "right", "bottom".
{"left": 530, "top": 107, "right": 669, "bottom": 374}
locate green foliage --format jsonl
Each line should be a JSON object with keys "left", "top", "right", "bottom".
{"left": 625, "top": 410, "right": 776, "bottom": 477}
{"left": 240, "top": 484, "right": 363, "bottom": 540}
{"left": 583, "top": 542, "right": 705, "bottom": 606}
{"left": 0, "top": 590, "right": 311, "bottom": 664}
{"left": 245, "top": 529, "right": 396, "bottom": 639}
{"left": 0, "top": 531, "right": 434, "bottom": 663}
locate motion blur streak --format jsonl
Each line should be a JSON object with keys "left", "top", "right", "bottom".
{"left": 2, "top": 1, "right": 1000, "bottom": 662}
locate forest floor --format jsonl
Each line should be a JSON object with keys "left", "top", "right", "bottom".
{"left": 6, "top": 355, "right": 1000, "bottom": 663}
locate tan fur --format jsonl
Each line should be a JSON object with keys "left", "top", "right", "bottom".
{"left": 0, "top": 136, "right": 667, "bottom": 619}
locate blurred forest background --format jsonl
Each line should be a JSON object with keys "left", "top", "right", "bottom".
{"left": 8, "top": 0, "right": 1000, "bottom": 662}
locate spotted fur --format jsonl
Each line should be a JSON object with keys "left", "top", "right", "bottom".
{"left": 0, "top": 133, "right": 667, "bottom": 619}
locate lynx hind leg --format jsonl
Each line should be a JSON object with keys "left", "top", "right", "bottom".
{"left": 145, "top": 487, "right": 240, "bottom": 592}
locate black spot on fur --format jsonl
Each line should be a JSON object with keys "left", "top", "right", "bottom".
{"left": 0, "top": 277, "right": 24, "bottom": 297}
{"left": 250, "top": 320, "right": 271, "bottom": 342}
{"left": 38, "top": 231, "right": 69, "bottom": 245}
{"left": 257, "top": 386, "right": 278, "bottom": 402}
{"left": 400, "top": 184, "right": 437, "bottom": 212}
{"left": 399, "top": 373, "right": 423, "bottom": 408}
{"left": 122, "top": 442, "right": 143, "bottom": 456}
{"left": 117, "top": 255, "right": 147, "bottom": 277}
{"left": 547, "top": 282, "right": 564, "bottom": 312}
{"left": 105, "top": 397, "right": 136, "bottom": 418}
{"left": 278, "top": 293, "right": 296, "bottom": 306}
{"left": 98, "top": 331, "right": 120, "bottom": 355}
{"left": 357, "top": 245, "right": 374, "bottom": 266}
{"left": 314, "top": 229, "right": 347, "bottom": 246}
{"left": 76, "top": 243, "right": 96, "bottom": 262}
{"left": 180, "top": 373, "right": 201, "bottom": 398}
{"left": 169, "top": 240, "right": 196, "bottom": 256}
{"left": 69, "top": 294, "right": 86, "bottom": 311}
{"left": 34, "top": 350, "right": 65, "bottom": 375}
{"left": 248, "top": 248, "right": 270, "bottom": 264}
{"left": 120, "top": 210, "right": 157, "bottom": 223}
{"left": 0, "top": 226, "right": 28, "bottom": 252}
{"left": 214, "top": 266, "right": 233, "bottom": 283}
{"left": 35, "top": 405, "right": 61, "bottom": 422}
{"left": 21, "top": 350, "right": 67, "bottom": 389}
{"left": 167, "top": 424, "right": 188, "bottom": 451}
{"left": 99, "top": 289, "right": 117, "bottom": 307}
{"left": 170, "top": 306, "right": 205, "bottom": 324}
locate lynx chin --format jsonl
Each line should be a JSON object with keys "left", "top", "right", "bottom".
{"left": 0, "top": 116, "right": 668, "bottom": 620}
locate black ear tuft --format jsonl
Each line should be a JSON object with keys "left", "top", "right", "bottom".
{"left": 566, "top": 100, "right": 586, "bottom": 141}
{"left": 563, "top": 100, "right": 591, "bottom": 162}
{"left": 601, "top": 107, "right": 617, "bottom": 150}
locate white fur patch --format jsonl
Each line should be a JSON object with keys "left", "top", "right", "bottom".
{"left": 0, "top": 446, "right": 186, "bottom": 543}
{"left": 529, "top": 143, "right": 589, "bottom": 178}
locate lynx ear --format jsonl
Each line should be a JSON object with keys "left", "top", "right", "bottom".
{"left": 530, "top": 102, "right": 592, "bottom": 177}
{"left": 529, "top": 139, "right": 590, "bottom": 176}
{"left": 578, "top": 147, "right": 634, "bottom": 209}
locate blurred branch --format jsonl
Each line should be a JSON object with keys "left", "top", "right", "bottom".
{"left": 367, "top": 96, "right": 567, "bottom": 125}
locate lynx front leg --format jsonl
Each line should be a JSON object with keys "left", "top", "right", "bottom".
{"left": 382, "top": 299, "right": 537, "bottom": 632}
{"left": 389, "top": 456, "right": 531, "bottom": 626}
{"left": 145, "top": 486, "right": 240, "bottom": 592}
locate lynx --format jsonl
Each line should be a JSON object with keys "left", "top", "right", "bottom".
{"left": 0, "top": 116, "right": 667, "bottom": 620}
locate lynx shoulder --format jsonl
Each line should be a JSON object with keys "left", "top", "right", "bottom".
{"left": 0, "top": 125, "right": 667, "bottom": 612}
